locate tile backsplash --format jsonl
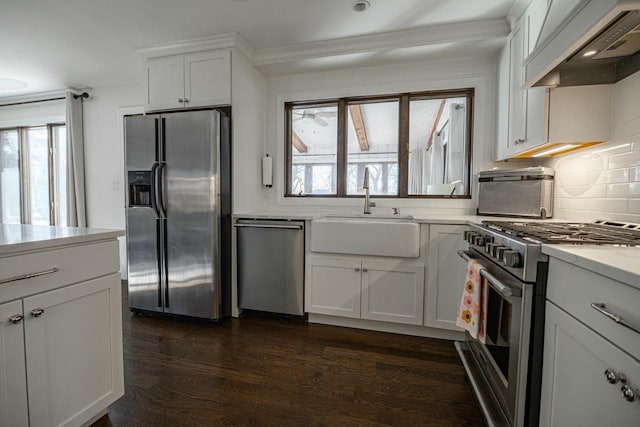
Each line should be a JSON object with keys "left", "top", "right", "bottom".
{"left": 542, "top": 71, "right": 640, "bottom": 223}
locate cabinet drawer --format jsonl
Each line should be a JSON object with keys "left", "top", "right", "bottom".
{"left": 547, "top": 258, "right": 640, "bottom": 357}
{"left": 0, "top": 240, "right": 119, "bottom": 303}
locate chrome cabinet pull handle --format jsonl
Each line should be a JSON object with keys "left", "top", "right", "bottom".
{"left": 183, "top": 98, "right": 189, "bottom": 103}
{"left": 591, "top": 303, "right": 640, "bottom": 335}
{"left": 354, "top": 268, "right": 360, "bottom": 272}
{"left": 9, "top": 314, "right": 23, "bottom": 325}
{"left": 604, "top": 369, "right": 627, "bottom": 385}
{"left": 514, "top": 139, "right": 525, "bottom": 145}
{"left": 178, "top": 98, "right": 184, "bottom": 103}
{"left": 362, "top": 268, "right": 368, "bottom": 272}
{"left": 0, "top": 267, "right": 59, "bottom": 285}
{"left": 30, "top": 308, "right": 44, "bottom": 318}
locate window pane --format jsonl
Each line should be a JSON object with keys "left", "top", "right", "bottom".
{"left": 27, "top": 127, "right": 50, "bottom": 225}
{"left": 347, "top": 100, "right": 398, "bottom": 195}
{"left": 0, "top": 130, "right": 21, "bottom": 223}
{"left": 53, "top": 126, "right": 68, "bottom": 226}
{"left": 290, "top": 104, "right": 337, "bottom": 195}
{"left": 409, "top": 97, "right": 468, "bottom": 195}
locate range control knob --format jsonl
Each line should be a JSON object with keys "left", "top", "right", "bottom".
{"left": 496, "top": 246, "right": 508, "bottom": 260}
{"left": 465, "top": 232, "right": 478, "bottom": 243}
{"left": 503, "top": 251, "right": 522, "bottom": 268}
{"left": 473, "top": 235, "right": 486, "bottom": 246}
{"left": 485, "top": 242, "right": 499, "bottom": 255}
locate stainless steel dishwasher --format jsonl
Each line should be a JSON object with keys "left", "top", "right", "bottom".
{"left": 235, "top": 219, "right": 304, "bottom": 315}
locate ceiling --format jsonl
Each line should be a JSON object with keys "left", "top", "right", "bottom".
{"left": 0, "top": 0, "right": 515, "bottom": 97}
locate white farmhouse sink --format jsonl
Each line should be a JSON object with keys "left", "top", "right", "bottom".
{"left": 311, "top": 215, "right": 420, "bottom": 257}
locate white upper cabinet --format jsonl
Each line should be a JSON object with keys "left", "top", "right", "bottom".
{"left": 145, "top": 55, "right": 185, "bottom": 111}
{"left": 184, "top": 51, "right": 231, "bottom": 109}
{"left": 497, "top": 10, "right": 547, "bottom": 160}
{"left": 495, "top": 0, "right": 611, "bottom": 160}
{"left": 145, "top": 50, "right": 231, "bottom": 111}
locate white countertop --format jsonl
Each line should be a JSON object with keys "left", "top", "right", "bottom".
{"left": 0, "top": 223, "right": 125, "bottom": 256}
{"left": 234, "top": 210, "right": 640, "bottom": 288}
{"left": 542, "top": 245, "right": 640, "bottom": 290}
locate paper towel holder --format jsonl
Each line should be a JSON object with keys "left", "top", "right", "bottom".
{"left": 262, "top": 154, "right": 273, "bottom": 188}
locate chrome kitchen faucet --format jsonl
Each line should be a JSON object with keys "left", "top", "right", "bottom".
{"left": 363, "top": 167, "right": 376, "bottom": 214}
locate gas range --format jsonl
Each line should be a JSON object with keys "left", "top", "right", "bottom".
{"left": 465, "top": 220, "right": 640, "bottom": 283}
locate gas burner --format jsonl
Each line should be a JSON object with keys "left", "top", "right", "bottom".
{"left": 482, "top": 220, "right": 640, "bottom": 246}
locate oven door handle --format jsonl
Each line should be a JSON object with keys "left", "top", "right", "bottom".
{"left": 457, "top": 250, "right": 522, "bottom": 298}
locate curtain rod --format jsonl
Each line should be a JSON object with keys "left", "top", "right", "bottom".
{"left": 0, "top": 91, "right": 89, "bottom": 108}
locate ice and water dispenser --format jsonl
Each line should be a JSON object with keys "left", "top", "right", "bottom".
{"left": 128, "top": 171, "right": 152, "bottom": 207}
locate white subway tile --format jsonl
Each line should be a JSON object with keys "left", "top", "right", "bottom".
{"left": 586, "top": 198, "right": 628, "bottom": 213}
{"left": 628, "top": 199, "right": 640, "bottom": 214}
{"left": 588, "top": 168, "right": 629, "bottom": 185}
{"left": 555, "top": 185, "right": 606, "bottom": 198}
{"left": 607, "top": 182, "right": 640, "bottom": 198}
{"left": 608, "top": 150, "right": 640, "bottom": 169}
{"left": 631, "top": 166, "right": 640, "bottom": 182}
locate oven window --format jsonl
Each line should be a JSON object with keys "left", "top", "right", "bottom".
{"left": 485, "top": 286, "right": 513, "bottom": 381}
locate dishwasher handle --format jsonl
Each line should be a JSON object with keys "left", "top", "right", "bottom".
{"left": 234, "top": 223, "right": 303, "bottom": 230}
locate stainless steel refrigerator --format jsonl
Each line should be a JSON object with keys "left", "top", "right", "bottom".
{"left": 124, "top": 109, "right": 231, "bottom": 320}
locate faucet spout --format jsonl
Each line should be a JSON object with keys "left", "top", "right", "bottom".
{"left": 363, "top": 167, "right": 375, "bottom": 214}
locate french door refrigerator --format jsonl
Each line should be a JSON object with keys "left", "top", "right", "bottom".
{"left": 125, "top": 108, "right": 231, "bottom": 320}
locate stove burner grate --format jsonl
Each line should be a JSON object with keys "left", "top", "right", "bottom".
{"left": 482, "top": 220, "right": 640, "bottom": 246}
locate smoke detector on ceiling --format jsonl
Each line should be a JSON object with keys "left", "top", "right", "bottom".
{"left": 352, "top": 1, "right": 370, "bottom": 12}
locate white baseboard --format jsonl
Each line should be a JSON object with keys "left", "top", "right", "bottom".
{"left": 308, "top": 313, "right": 465, "bottom": 341}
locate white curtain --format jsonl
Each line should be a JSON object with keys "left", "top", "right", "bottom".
{"left": 429, "top": 132, "right": 445, "bottom": 185}
{"left": 65, "top": 92, "right": 87, "bottom": 227}
{"left": 445, "top": 104, "right": 466, "bottom": 193}
{"left": 408, "top": 148, "right": 423, "bottom": 194}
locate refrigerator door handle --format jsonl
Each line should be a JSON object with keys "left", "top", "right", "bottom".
{"left": 156, "top": 218, "right": 163, "bottom": 307}
{"left": 163, "top": 219, "right": 170, "bottom": 308}
{"left": 150, "top": 162, "right": 160, "bottom": 218}
{"left": 157, "top": 162, "right": 167, "bottom": 218}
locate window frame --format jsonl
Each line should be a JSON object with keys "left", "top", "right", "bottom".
{"left": 0, "top": 122, "right": 66, "bottom": 225}
{"left": 284, "top": 88, "right": 474, "bottom": 198}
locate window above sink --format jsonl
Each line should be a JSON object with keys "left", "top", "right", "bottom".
{"left": 284, "top": 88, "right": 474, "bottom": 199}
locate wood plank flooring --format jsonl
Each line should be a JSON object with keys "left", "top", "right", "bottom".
{"left": 93, "top": 283, "right": 482, "bottom": 426}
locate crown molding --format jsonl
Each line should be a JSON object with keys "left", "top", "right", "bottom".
{"left": 135, "top": 32, "right": 254, "bottom": 60}
{"left": 252, "top": 19, "right": 509, "bottom": 66}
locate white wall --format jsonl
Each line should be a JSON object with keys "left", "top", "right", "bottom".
{"left": 0, "top": 99, "right": 65, "bottom": 127}
{"left": 263, "top": 55, "right": 499, "bottom": 216}
{"left": 83, "top": 83, "right": 144, "bottom": 275}
{"left": 544, "top": 71, "right": 640, "bottom": 223}
{"left": 231, "top": 49, "right": 267, "bottom": 213}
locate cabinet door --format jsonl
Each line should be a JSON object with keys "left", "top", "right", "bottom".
{"left": 24, "top": 273, "right": 124, "bottom": 427}
{"left": 361, "top": 261, "right": 424, "bottom": 325}
{"left": 496, "top": 42, "right": 510, "bottom": 161}
{"left": 507, "top": 23, "right": 526, "bottom": 153}
{"left": 425, "top": 224, "right": 468, "bottom": 330}
{"left": 145, "top": 55, "right": 185, "bottom": 111}
{"left": 184, "top": 50, "right": 231, "bottom": 108}
{"left": 0, "top": 300, "right": 28, "bottom": 427}
{"left": 525, "top": 0, "right": 548, "bottom": 55}
{"left": 540, "top": 302, "right": 640, "bottom": 427}
{"left": 307, "top": 259, "right": 361, "bottom": 318}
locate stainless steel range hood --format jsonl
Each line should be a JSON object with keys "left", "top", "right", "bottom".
{"left": 525, "top": 0, "right": 640, "bottom": 88}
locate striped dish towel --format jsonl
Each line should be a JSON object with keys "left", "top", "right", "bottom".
{"left": 456, "top": 258, "right": 487, "bottom": 343}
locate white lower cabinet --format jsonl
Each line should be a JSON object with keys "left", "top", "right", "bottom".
{"left": 308, "top": 259, "right": 361, "bottom": 318}
{"left": 24, "top": 274, "right": 124, "bottom": 427}
{"left": 0, "top": 300, "right": 28, "bottom": 427}
{"left": 361, "top": 261, "right": 424, "bottom": 325}
{"left": 540, "top": 302, "right": 640, "bottom": 427}
{"left": 425, "top": 224, "right": 468, "bottom": 330}
{"left": 307, "top": 258, "right": 425, "bottom": 325}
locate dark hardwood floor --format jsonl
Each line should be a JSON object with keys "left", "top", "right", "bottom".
{"left": 93, "top": 283, "right": 482, "bottom": 426}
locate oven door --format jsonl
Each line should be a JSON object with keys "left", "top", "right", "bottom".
{"left": 458, "top": 250, "right": 531, "bottom": 426}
